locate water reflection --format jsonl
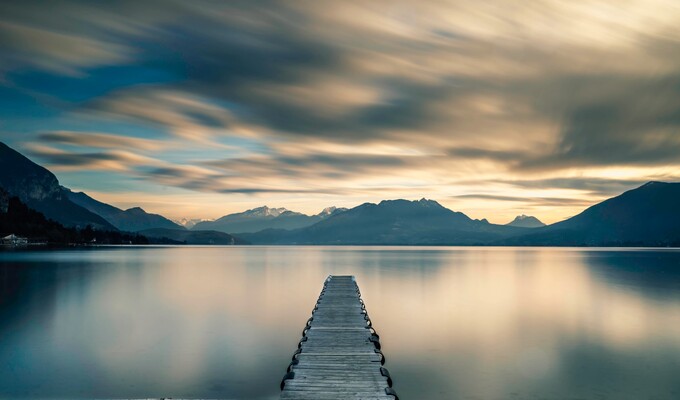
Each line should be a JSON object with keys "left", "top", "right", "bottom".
{"left": 1, "top": 247, "right": 679, "bottom": 399}
{"left": 585, "top": 249, "right": 680, "bottom": 297}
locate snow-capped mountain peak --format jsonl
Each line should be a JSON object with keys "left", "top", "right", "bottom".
{"left": 173, "top": 218, "right": 212, "bottom": 229}
{"left": 318, "top": 206, "right": 348, "bottom": 217}
{"left": 247, "top": 206, "right": 288, "bottom": 217}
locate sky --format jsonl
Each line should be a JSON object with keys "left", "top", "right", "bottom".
{"left": 1, "top": 0, "right": 680, "bottom": 224}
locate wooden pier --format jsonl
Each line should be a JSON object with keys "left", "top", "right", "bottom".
{"left": 280, "top": 275, "right": 398, "bottom": 400}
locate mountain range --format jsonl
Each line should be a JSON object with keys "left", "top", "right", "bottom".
{"left": 2, "top": 141, "right": 679, "bottom": 246}
{"left": 0, "top": 142, "right": 240, "bottom": 245}
{"left": 173, "top": 217, "right": 210, "bottom": 229}
{"left": 237, "top": 199, "right": 530, "bottom": 245}
{"left": 239, "top": 185, "right": 680, "bottom": 246}
{"left": 193, "top": 206, "right": 347, "bottom": 233}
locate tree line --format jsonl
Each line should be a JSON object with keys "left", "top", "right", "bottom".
{"left": 0, "top": 196, "right": 149, "bottom": 245}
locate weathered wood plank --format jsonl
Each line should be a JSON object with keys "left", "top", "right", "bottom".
{"left": 280, "top": 275, "right": 398, "bottom": 400}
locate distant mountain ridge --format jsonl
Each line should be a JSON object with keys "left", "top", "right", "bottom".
{"left": 239, "top": 198, "right": 529, "bottom": 245}
{"left": 193, "top": 205, "right": 348, "bottom": 233}
{"left": 173, "top": 217, "right": 211, "bottom": 229}
{"left": 66, "top": 190, "right": 184, "bottom": 232}
{"left": 4, "top": 142, "right": 680, "bottom": 247}
{"left": 506, "top": 214, "right": 545, "bottom": 228}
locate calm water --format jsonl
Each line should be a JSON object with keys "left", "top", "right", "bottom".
{"left": 1, "top": 246, "right": 680, "bottom": 400}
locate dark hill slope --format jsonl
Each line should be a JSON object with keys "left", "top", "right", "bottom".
{"left": 67, "top": 190, "right": 183, "bottom": 232}
{"left": 0, "top": 142, "right": 115, "bottom": 230}
{"left": 500, "top": 182, "right": 680, "bottom": 246}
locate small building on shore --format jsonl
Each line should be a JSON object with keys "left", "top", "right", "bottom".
{"left": 1, "top": 234, "right": 29, "bottom": 246}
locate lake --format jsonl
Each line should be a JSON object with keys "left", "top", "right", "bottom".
{"left": 1, "top": 246, "right": 679, "bottom": 399}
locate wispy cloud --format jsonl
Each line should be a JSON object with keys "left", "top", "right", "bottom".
{"left": 496, "top": 177, "right": 666, "bottom": 197}
{"left": 25, "top": 143, "right": 160, "bottom": 172}
{"left": 0, "top": 20, "right": 131, "bottom": 76}
{"left": 84, "top": 89, "right": 242, "bottom": 145}
{"left": 3, "top": 0, "right": 680, "bottom": 220}
{"left": 38, "top": 131, "right": 171, "bottom": 151}
{"left": 452, "top": 194, "right": 593, "bottom": 207}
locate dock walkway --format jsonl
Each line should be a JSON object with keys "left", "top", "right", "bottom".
{"left": 280, "top": 275, "right": 398, "bottom": 399}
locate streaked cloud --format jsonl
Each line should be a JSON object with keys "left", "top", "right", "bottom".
{"left": 85, "top": 89, "right": 243, "bottom": 145}
{"left": 2, "top": 0, "right": 680, "bottom": 221}
{"left": 453, "top": 194, "right": 592, "bottom": 207}
{"left": 0, "top": 20, "right": 131, "bottom": 77}
{"left": 38, "top": 131, "right": 170, "bottom": 151}
{"left": 25, "top": 143, "right": 160, "bottom": 172}
{"left": 496, "top": 177, "right": 668, "bottom": 197}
